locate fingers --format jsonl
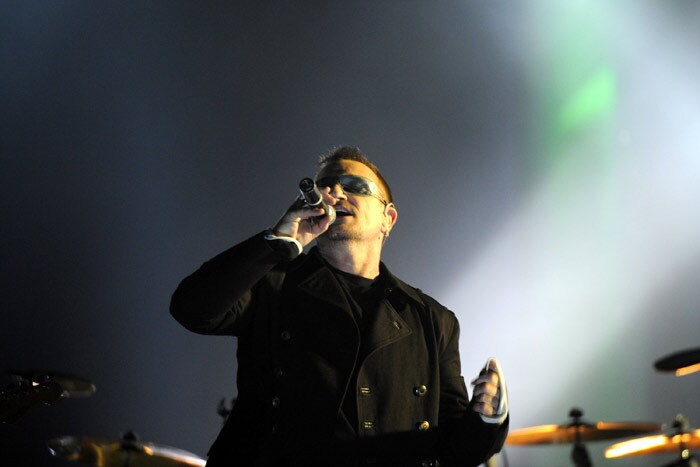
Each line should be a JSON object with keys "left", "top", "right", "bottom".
{"left": 272, "top": 185, "right": 344, "bottom": 245}
{"left": 287, "top": 197, "right": 324, "bottom": 220}
{"left": 471, "top": 368, "right": 499, "bottom": 388}
{"left": 472, "top": 377, "right": 499, "bottom": 397}
{"left": 471, "top": 401, "right": 497, "bottom": 417}
{"left": 472, "top": 381, "right": 499, "bottom": 416}
{"left": 472, "top": 392, "right": 500, "bottom": 406}
{"left": 470, "top": 364, "right": 500, "bottom": 418}
{"left": 273, "top": 195, "right": 337, "bottom": 246}
{"left": 291, "top": 191, "right": 338, "bottom": 221}
{"left": 471, "top": 383, "right": 500, "bottom": 417}
{"left": 316, "top": 205, "right": 336, "bottom": 227}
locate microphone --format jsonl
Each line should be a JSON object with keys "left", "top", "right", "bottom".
{"left": 299, "top": 178, "right": 335, "bottom": 222}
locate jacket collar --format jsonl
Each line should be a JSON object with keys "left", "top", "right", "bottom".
{"left": 291, "top": 247, "right": 425, "bottom": 309}
{"left": 292, "top": 248, "right": 416, "bottom": 354}
{"left": 377, "top": 261, "right": 425, "bottom": 308}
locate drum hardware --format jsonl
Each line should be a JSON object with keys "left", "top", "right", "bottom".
{"left": 47, "top": 430, "right": 207, "bottom": 466}
{"left": 506, "top": 407, "right": 662, "bottom": 466}
{"left": 2, "top": 372, "right": 63, "bottom": 423}
{"left": 606, "top": 414, "right": 700, "bottom": 466}
{"left": 8, "top": 369, "right": 97, "bottom": 398}
{"left": 655, "top": 348, "right": 700, "bottom": 377}
{"left": 2, "top": 369, "right": 96, "bottom": 423}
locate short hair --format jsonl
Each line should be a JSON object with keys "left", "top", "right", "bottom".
{"left": 316, "top": 146, "right": 393, "bottom": 203}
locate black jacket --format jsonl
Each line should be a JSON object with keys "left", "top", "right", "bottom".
{"left": 170, "top": 232, "right": 508, "bottom": 466}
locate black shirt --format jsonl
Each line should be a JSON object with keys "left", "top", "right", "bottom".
{"left": 330, "top": 266, "right": 387, "bottom": 435}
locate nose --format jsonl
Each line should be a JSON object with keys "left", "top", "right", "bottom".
{"left": 325, "top": 182, "right": 347, "bottom": 200}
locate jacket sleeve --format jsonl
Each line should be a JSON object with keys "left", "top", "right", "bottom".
{"left": 436, "top": 312, "right": 510, "bottom": 466}
{"left": 169, "top": 232, "right": 290, "bottom": 336}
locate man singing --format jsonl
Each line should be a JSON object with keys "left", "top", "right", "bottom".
{"left": 170, "top": 146, "right": 509, "bottom": 466}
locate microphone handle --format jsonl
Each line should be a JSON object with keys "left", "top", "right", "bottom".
{"left": 299, "top": 178, "right": 335, "bottom": 220}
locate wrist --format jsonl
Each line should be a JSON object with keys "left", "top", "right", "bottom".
{"left": 263, "top": 229, "right": 303, "bottom": 260}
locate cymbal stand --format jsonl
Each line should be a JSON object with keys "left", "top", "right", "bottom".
{"left": 119, "top": 430, "right": 141, "bottom": 467}
{"left": 569, "top": 408, "right": 593, "bottom": 467}
{"left": 660, "top": 415, "right": 699, "bottom": 467}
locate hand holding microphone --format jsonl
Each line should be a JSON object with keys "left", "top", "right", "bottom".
{"left": 270, "top": 177, "right": 336, "bottom": 250}
{"left": 299, "top": 178, "right": 336, "bottom": 224}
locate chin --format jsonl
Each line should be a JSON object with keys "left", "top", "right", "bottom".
{"left": 322, "top": 230, "right": 351, "bottom": 242}
{"left": 319, "top": 225, "right": 355, "bottom": 241}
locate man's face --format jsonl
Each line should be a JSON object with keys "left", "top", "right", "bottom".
{"left": 315, "top": 160, "right": 394, "bottom": 243}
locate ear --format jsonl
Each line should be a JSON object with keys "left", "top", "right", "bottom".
{"left": 381, "top": 203, "right": 398, "bottom": 235}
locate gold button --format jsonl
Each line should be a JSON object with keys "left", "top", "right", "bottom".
{"left": 362, "top": 421, "right": 375, "bottom": 429}
{"left": 414, "top": 385, "right": 428, "bottom": 397}
{"left": 418, "top": 420, "right": 430, "bottom": 431}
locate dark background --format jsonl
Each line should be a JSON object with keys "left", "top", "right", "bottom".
{"left": 3, "top": 2, "right": 700, "bottom": 466}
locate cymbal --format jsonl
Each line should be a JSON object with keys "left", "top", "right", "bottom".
{"left": 507, "top": 408, "right": 662, "bottom": 445}
{"left": 507, "top": 420, "right": 663, "bottom": 445}
{"left": 8, "top": 369, "right": 96, "bottom": 398}
{"left": 655, "top": 348, "right": 700, "bottom": 376}
{"left": 606, "top": 429, "right": 700, "bottom": 458}
{"left": 47, "top": 433, "right": 206, "bottom": 467}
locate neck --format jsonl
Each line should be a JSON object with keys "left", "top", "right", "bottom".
{"left": 316, "top": 239, "right": 382, "bottom": 279}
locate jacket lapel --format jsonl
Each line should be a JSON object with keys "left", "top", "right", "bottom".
{"left": 293, "top": 253, "right": 421, "bottom": 355}
{"left": 362, "top": 298, "right": 412, "bottom": 356}
{"left": 296, "top": 265, "right": 356, "bottom": 321}
{"left": 360, "top": 262, "right": 425, "bottom": 355}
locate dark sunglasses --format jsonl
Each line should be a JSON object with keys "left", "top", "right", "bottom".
{"left": 315, "top": 174, "right": 389, "bottom": 206}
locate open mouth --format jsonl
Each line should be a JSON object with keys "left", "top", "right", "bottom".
{"left": 334, "top": 207, "right": 354, "bottom": 217}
